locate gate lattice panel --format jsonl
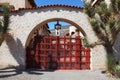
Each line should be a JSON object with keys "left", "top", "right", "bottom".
{"left": 26, "top": 36, "right": 90, "bottom": 70}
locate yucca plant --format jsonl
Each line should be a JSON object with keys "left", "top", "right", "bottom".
{"left": 114, "top": 65, "right": 120, "bottom": 77}
{"left": 84, "top": 0, "right": 120, "bottom": 53}
{"left": 0, "top": 5, "right": 11, "bottom": 46}
{"left": 84, "top": 0, "right": 120, "bottom": 76}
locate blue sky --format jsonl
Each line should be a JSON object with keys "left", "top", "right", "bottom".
{"left": 34, "top": 0, "right": 84, "bottom": 30}
{"left": 34, "top": 0, "right": 84, "bottom": 7}
{"left": 48, "top": 21, "right": 70, "bottom": 30}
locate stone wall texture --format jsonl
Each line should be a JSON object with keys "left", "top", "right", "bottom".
{"left": 0, "top": 7, "right": 107, "bottom": 70}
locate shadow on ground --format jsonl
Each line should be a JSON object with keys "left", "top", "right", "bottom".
{"left": 25, "top": 68, "right": 55, "bottom": 75}
{"left": 0, "top": 67, "right": 47, "bottom": 78}
{"left": 0, "top": 67, "right": 23, "bottom": 78}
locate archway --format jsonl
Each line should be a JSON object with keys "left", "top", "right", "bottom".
{"left": 25, "top": 18, "right": 86, "bottom": 48}
{"left": 0, "top": 3, "right": 107, "bottom": 70}
{"left": 26, "top": 18, "right": 91, "bottom": 70}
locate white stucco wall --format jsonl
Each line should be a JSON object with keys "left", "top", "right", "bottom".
{"left": 69, "top": 25, "right": 84, "bottom": 37}
{"left": 0, "top": 0, "right": 25, "bottom": 10}
{"left": 0, "top": 7, "right": 107, "bottom": 70}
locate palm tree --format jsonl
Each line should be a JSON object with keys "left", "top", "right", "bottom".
{"left": 0, "top": 5, "right": 11, "bottom": 46}
{"left": 84, "top": 0, "right": 120, "bottom": 53}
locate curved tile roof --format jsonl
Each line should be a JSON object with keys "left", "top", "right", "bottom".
{"left": 10, "top": 4, "right": 83, "bottom": 12}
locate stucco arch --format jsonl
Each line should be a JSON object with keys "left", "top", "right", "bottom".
{"left": 10, "top": 6, "right": 97, "bottom": 48}
{"left": 25, "top": 18, "right": 87, "bottom": 47}
{"left": 0, "top": 5, "right": 107, "bottom": 70}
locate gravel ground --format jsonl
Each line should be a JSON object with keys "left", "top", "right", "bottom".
{"left": 0, "top": 68, "right": 119, "bottom": 80}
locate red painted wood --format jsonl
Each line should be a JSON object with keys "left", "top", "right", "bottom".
{"left": 26, "top": 35, "right": 91, "bottom": 70}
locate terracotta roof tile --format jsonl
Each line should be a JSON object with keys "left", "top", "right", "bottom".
{"left": 10, "top": 4, "right": 83, "bottom": 12}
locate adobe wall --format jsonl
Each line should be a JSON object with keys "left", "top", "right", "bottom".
{"left": 0, "top": 7, "right": 107, "bottom": 70}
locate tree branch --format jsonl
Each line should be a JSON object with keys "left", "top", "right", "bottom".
{"left": 86, "top": 40, "right": 105, "bottom": 47}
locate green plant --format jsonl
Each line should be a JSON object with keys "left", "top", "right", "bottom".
{"left": 114, "top": 65, "right": 120, "bottom": 77}
{"left": 84, "top": 0, "right": 120, "bottom": 77}
{"left": 82, "top": 38, "right": 89, "bottom": 47}
{"left": 84, "top": 0, "right": 120, "bottom": 52}
{"left": 0, "top": 5, "right": 11, "bottom": 46}
{"left": 107, "top": 54, "right": 116, "bottom": 73}
{"left": 106, "top": 54, "right": 120, "bottom": 78}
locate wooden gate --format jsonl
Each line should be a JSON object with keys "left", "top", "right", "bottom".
{"left": 26, "top": 35, "right": 91, "bottom": 70}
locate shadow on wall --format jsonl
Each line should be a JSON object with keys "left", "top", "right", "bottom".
{"left": 6, "top": 38, "right": 25, "bottom": 69}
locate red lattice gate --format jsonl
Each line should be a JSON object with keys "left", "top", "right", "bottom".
{"left": 26, "top": 36, "right": 91, "bottom": 70}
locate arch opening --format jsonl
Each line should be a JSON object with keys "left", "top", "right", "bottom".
{"left": 25, "top": 18, "right": 91, "bottom": 70}
{"left": 25, "top": 18, "right": 86, "bottom": 48}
